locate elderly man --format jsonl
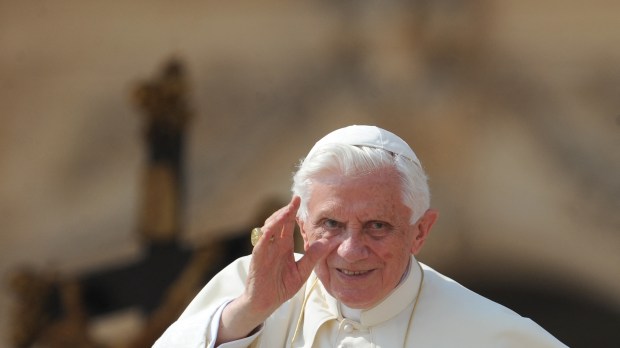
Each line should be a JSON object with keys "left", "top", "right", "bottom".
{"left": 154, "top": 125, "right": 566, "bottom": 347}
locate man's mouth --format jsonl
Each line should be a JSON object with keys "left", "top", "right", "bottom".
{"left": 338, "top": 269, "right": 371, "bottom": 276}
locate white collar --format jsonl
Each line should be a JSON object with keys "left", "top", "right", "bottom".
{"left": 305, "top": 255, "right": 423, "bottom": 327}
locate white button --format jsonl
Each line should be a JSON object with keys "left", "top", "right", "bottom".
{"left": 343, "top": 323, "right": 354, "bottom": 333}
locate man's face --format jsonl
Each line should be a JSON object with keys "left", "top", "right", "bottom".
{"left": 298, "top": 167, "right": 431, "bottom": 309}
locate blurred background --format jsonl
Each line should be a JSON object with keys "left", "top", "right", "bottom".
{"left": 1, "top": 1, "right": 619, "bottom": 347}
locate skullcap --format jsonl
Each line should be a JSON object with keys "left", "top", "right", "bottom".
{"left": 305, "top": 125, "right": 421, "bottom": 166}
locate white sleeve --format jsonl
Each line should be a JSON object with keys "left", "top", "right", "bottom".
{"left": 153, "top": 298, "right": 263, "bottom": 348}
{"left": 152, "top": 297, "right": 231, "bottom": 348}
{"left": 207, "top": 300, "right": 263, "bottom": 348}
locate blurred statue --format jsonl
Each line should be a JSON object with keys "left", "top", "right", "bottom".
{"left": 7, "top": 58, "right": 254, "bottom": 348}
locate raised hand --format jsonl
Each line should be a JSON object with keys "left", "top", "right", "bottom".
{"left": 216, "top": 196, "right": 335, "bottom": 344}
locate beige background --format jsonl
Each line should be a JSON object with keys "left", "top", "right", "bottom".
{"left": 1, "top": 1, "right": 619, "bottom": 346}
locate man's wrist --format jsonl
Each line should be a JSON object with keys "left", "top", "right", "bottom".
{"left": 215, "top": 296, "right": 270, "bottom": 345}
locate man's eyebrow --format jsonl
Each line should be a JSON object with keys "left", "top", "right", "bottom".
{"left": 312, "top": 209, "right": 334, "bottom": 220}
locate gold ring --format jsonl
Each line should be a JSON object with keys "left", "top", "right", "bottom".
{"left": 251, "top": 227, "right": 263, "bottom": 246}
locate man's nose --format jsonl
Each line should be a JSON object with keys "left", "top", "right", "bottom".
{"left": 337, "top": 230, "right": 369, "bottom": 262}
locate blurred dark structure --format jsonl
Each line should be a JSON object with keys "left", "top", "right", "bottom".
{"left": 7, "top": 59, "right": 253, "bottom": 348}
{"left": 469, "top": 282, "right": 620, "bottom": 347}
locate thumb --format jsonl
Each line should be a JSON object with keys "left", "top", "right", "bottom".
{"left": 296, "top": 238, "right": 338, "bottom": 280}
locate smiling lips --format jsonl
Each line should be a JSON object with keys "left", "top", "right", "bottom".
{"left": 338, "top": 268, "right": 372, "bottom": 276}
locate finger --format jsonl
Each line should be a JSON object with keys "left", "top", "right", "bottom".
{"left": 257, "top": 211, "right": 289, "bottom": 247}
{"left": 264, "top": 196, "right": 299, "bottom": 226}
{"left": 252, "top": 228, "right": 273, "bottom": 252}
{"left": 280, "top": 197, "right": 300, "bottom": 239}
{"left": 252, "top": 200, "right": 296, "bottom": 251}
{"left": 265, "top": 196, "right": 297, "bottom": 225}
{"left": 261, "top": 197, "right": 298, "bottom": 239}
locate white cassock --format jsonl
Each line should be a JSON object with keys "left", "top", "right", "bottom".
{"left": 154, "top": 255, "right": 567, "bottom": 348}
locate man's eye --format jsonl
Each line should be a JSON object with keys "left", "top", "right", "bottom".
{"left": 366, "top": 221, "right": 392, "bottom": 238}
{"left": 369, "top": 221, "right": 386, "bottom": 229}
{"left": 324, "top": 219, "right": 340, "bottom": 229}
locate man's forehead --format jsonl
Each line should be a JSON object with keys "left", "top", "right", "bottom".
{"left": 306, "top": 173, "right": 410, "bottom": 220}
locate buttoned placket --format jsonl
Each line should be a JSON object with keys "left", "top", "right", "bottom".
{"left": 335, "top": 318, "right": 373, "bottom": 348}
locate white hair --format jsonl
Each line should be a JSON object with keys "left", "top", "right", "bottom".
{"left": 292, "top": 143, "right": 430, "bottom": 225}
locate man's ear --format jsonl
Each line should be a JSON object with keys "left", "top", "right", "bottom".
{"left": 410, "top": 209, "right": 438, "bottom": 255}
{"left": 297, "top": 217, "right": 310, "bottom": 251}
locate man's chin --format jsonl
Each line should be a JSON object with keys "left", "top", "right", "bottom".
{"left": 335, "top": 293, "right": 378, "bottom": 310}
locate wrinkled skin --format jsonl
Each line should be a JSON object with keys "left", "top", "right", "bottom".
{"left": 298, "top": 166, "right": 437, "bottom": 309}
